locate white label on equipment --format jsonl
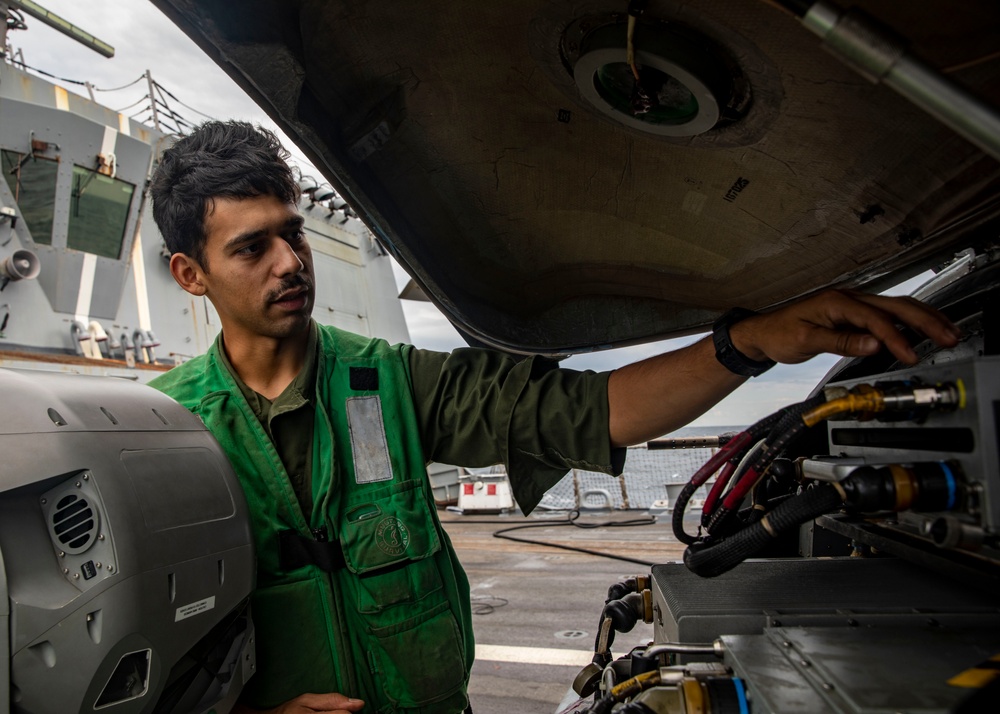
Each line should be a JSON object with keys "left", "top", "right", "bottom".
{"left": 175, "top": 596, "right": 216, "bottom": 622}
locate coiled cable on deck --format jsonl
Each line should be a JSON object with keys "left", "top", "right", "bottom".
{"left": 492, "top": 510, "right": 658, "bottom": 566}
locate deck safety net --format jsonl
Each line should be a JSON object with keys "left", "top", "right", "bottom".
{"left": 536, "top": 445, "right": 718, "bottom": 511}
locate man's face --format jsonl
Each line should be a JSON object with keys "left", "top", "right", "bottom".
{"left": 197, "top": 193, "right": 315, "bottom": 343}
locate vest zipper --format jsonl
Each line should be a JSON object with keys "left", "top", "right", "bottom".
{"left": 314, "top": 397, "right": 360, "bottom": 698}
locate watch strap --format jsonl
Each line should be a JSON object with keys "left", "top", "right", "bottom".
{"left": 712, "top": 308, "right": 776, "bottom": 378}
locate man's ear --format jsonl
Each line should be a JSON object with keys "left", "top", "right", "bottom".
{"left": 169, "top": 253, "right": 208, "bottom": 296}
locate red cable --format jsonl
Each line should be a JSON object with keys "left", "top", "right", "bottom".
{"left": 687, "top": 431, "right": 751, "bottom": 489}
{"left": 721, "top": 466, "right": 764, "bottom": 511}
{"left": 702, "top": 459, "right": 738, "bottom": 517}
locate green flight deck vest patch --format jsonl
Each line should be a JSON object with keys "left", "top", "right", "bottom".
{"left": 150, "top": 325, "right": 473, "bottom": 714}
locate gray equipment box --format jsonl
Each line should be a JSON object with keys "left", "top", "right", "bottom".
{"left": 652, "top": 558, "right": 1000, "bottom": 645}
{"left": 0, "top": 369, "right": 256, "bottom": 713}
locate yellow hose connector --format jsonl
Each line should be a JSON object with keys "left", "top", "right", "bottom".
{"left": 803, "top": 386, "right": 885, "bottom": 427}
{"left": 610, "top": 670, "right": 662, "bottom": 700}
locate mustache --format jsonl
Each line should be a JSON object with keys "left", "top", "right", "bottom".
{"left": 266, "top": 275, "right": 312, "bottom": 303}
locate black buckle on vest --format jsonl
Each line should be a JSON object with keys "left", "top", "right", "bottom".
{"left": 279, "top": 528, "right": 347, "bottom": 572}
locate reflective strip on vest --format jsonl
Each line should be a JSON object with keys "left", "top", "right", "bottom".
{"left": 346, "top": 396, "right": 394, "bottom": 484}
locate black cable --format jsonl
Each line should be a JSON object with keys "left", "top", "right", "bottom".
{"left": 113, "top": 95, "right": 150, "bottom": 114}
{"left": 153, "top": 80, "right": 217, "bottom": 120}
{"left": 10, "top": 60, "right": 87, "bottom": 85}
{"left": 470, "top": 594, "right": 509, "bottom": 615}
{"left": 152, "top": 85, "right": 189, "bottom": 137}
{"left": 93, "top": 75, "right": 146, "bottom": 93}
{"left": 491, "top": 510, "right": 658, "bottom": 566}
{"left": 584, "top": 694, "right": 617, "bottom": 714}
{"left": 684, "top": 484, "right": 844, "bottom": 577}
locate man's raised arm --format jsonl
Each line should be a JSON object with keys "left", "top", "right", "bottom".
{"left": 607, "top": 289, "right": 962, "bottom": 447}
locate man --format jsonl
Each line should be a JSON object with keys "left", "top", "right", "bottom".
{"left": 149, "top": 121, "right": 960, "bottom": 714}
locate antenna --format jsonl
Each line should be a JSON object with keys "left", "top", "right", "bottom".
{"left": 4, "top": 0, "right": 114, "bottom": 58}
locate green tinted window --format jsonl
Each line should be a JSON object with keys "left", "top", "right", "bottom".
{"left": 1, "top": 150, "right": 58, "bottom": 246}
{"left": 68, "top": 165, "right": 135, "bottom": 259}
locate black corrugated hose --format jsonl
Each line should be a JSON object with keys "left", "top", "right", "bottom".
{"left": 684, "top": 483, "right": 845, "bottom": 578}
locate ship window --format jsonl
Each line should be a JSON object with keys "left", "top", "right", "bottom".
{"left": 1, "top": 150, "right": 58, "bottom": 246}
{"left": 68, "top": 165, "right": 135, "bottom": 259}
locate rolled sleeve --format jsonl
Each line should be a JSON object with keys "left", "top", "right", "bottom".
{"left": 407, "top": 347, "right": 625, "bottom": 513}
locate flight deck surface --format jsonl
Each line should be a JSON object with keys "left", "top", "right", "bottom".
{"left": 440, "top": 510, "right": 684, "bottom": 714}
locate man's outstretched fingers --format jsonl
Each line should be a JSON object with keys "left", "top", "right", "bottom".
{"left": 831, "top": 292, "right": 959, "bottom": 364}
{"left": 741, "top": 289, "right": 960, "bottom": 366}
{"left": 847, "top": 292, "right": 961, "bottom": 344}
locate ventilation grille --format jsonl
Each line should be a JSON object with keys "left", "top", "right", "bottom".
{"left": 51, "top": 494, "right": 98, "bottom": 553}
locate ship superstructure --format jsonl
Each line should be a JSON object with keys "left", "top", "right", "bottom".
{"left": 0, "top": 1, "right": 409, "bottom": 381}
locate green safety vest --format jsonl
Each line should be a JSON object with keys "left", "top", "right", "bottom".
{"left": 151, "top": 325, "right": 473, "bottom": 713}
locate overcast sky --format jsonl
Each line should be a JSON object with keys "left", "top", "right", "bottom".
{"left": 8, "top": 0, "right": 930, "bottom": 429}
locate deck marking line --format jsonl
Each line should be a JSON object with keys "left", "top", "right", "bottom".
{"left": 475, "top": 644, "right": 592, "bottom": 667}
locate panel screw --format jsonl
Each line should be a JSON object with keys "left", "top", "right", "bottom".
{"left": 40, "top": 498, "right": 47, "bottom": 505}
{"left": 63, "top": 568, "right": 69, "bottom": 574}
{"left": 821, "top": 683, "right": 834, "bottom": 691}
{"left": 75, "top": 482, "right": 82, "bottom": 488}
{"left": 58, "top": 551, "right": 65, "bottom": 558}
{"left": 72, "top": 573, "right": 79, "bottom": 579}
{"left": 107, "top": 565, "right": 114, "bottom": 572}
{"left": 782, "top": 641, "right": 792, "bottom": 648}
{"left": 95, "top": 562, "right": 102, "bottom": 568}
{"left": 800, "top": 660, "right": 811, "bottom": 668}
{"left": 98, "top": 534, "right": 105, "bottom": 541}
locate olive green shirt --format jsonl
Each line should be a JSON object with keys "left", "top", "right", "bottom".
{"left": 218, "top": 320, "right": 624, "bottom": 513}
{"left": 218, "top": 323, "right": 319, "bottom": 513}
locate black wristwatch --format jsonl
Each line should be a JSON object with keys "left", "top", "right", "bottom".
{"left": 712, "top": 307, "right": 776, "bottom": 377}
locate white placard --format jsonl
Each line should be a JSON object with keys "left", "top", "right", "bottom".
{"left": 175, "top": 596, "right": 216, "bottom": 622}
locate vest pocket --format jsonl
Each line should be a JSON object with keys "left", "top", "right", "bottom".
{"left": 369, "top": 600, "right": 468, "bottom": 708}
{"left": 339, "top": 480, "right": 444, "bottom": 613}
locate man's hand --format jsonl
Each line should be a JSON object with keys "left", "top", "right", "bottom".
{"left": 608, "top": 289, "right": 961, "bottom": 447}
{"left": 231, "top": 693, "right": 365, "bottom": 714}
{"left": 730, "top": 289, "right": 961, "bottom": 366}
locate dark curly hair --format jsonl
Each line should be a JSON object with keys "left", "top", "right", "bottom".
{"left": 150, "top": 121, "right": 300, "bottom": 269}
